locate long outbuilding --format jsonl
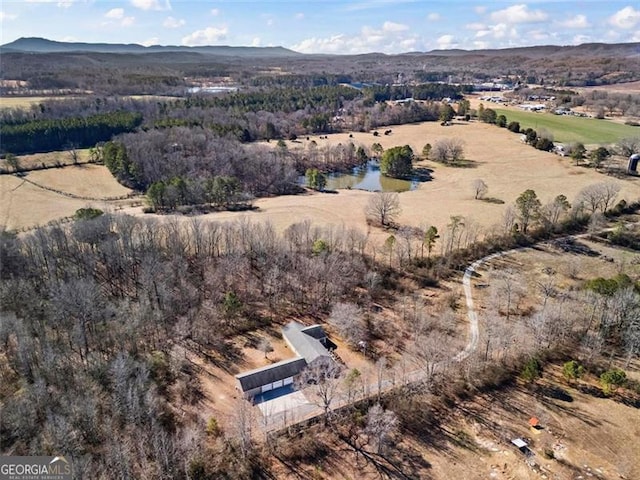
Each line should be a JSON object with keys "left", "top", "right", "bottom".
{"left": 234, "top": 321, "right": 334, "bottom": 400}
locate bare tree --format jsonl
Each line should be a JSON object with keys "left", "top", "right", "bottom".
{"left": 294, "top": 357, "right": 343, "bottom": 422}
{"left": 328, "top": 302, "right": 367, "bottom": 347}
{"left": 540, "top": 194, "right": 571, "bottom": 229}
{"left": 472, "top": 179, "right": 488, "bottom": 200}
{"left": 258, "top": 337, "right": 273, "bottom": 359}
{"left": 230, "top": 398, "right": 255, "bottom": 460}
{"left": 431, "top": 138, "right": 465, "bottom": 164}
{"left": 490, "top": 268, "right": 524, "bottom": 322}
{"left": 616, "top": 136, "right": 640, "bottom": 157}
{"left": 364, "top": 403, "right": 398, "bottom": 455}
{"left": 365, "top": 192, "right": 401, "bottom": 227}
{"left": 576, "top": 182, "right": 621, "bottom": 214}
{"left": 502, "top": 206, "right": 517, "bottom": 235}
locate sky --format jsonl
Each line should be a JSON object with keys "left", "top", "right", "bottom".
{"left": 1, "top": 1, "right": 639, "bottom": 54}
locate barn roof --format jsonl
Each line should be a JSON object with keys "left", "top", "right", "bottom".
{"left": 235, "top": 357, "right": 307, "bottom": 392}
{"left": 283, "top": 321, "right": 331, "bottom": 363}
{"left": 511, "top": 438, "right": 528, "bottom": 449}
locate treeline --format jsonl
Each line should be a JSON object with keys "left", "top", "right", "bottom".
{"left": 365, "top": 83, "right": 472, "bottom": 103}
{"left": 100, "top": 127, "right": 368, "bottom": 210}
{"left": 0, "top": 111, "right": 143, "bottom": 155}
{"left": 0, "top": 84, "right": 451, "bottom": 150}
{"left": 477, "top": 105, "right": 555, "bottom": 152}
{"left": 175, "top": 85, "right": 362, "bottom": 114}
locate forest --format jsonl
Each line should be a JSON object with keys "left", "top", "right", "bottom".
{"left": 1, "top": 188, "right": 639, "bottom": 478}
{"left": 0, "top": 84, "right": 452, "bottom": 155}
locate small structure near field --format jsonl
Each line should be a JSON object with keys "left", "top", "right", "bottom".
{"left": 235, "top": 321, "right": 334, "bottom": 400}
{"left": 529, "top": 417, "right": 540, "bottom": 429}
{"left": 511, "top": 438, "right": 533, "bottom": 456}
{"left": 628, "top": 154, "right": 639, "bottom": 175}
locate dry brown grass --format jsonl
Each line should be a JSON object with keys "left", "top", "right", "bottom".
{"left": 3, "top": 149, "right": 93, "bottom": 171}
{"left": 0, "top": 165, "right": 136, "bottom": 230}
{"left": 0, "top": 96, "right": 65, "bottom": 109}
{"left": 131, "top": 121, "right": 640, "bottom": 244}
{"left": 6, "top": 121, "right": 640, "bottom": 246}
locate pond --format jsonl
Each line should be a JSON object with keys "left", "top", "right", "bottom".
{"left": 306, "top": 161, "right": 420, "bottom": 192}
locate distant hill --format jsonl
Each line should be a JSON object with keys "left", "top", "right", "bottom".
{"left": 0, "top": 37, "right": 301, "bottom": 58}
{"left": 424, "top": 42, "right": 640, "bottom": 59}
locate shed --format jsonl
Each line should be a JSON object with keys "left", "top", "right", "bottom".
{"left": 529, "top": 417, "right": 540, "bottom": 428}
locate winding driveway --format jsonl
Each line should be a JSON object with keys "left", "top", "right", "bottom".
{"left": 262, "top": 249, "right": 510, "bottom": 432}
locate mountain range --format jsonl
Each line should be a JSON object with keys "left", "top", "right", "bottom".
{"left": 3, "top": 37, "right": 639, "bottom": 59}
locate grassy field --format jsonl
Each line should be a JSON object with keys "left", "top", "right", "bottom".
{"left": 2, "top": 149, "right": 93, "bottom": 171}
{"left": 6, "top": 121, "right": 640, "bottom": 240}
{"left": 493, "top": 108, "right": 640, "bottom": 145}
{"left": 0, "top": 96, "right": 76, "bottom": 109}
{"left": 0, "top": 165, "right": 135, "bottom": 230}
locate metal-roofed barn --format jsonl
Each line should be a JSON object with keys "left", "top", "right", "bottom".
{"left": 234, "top": 321, "right": 334, "bottom": 400}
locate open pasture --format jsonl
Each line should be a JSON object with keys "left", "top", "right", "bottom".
{"left": 1, "top": 165, "right": 135, "bottom": 231}
{"left": 199, "top": 121, "right": 640, "bottom": 241}
{"left": 0, "top": 96, "right": 76, "bottom": 110}
{"left": 5, "top": 121, "right": 640, "bottom": 240}
{"left": 2, "top": 149, "right": 93, "bottom": 172}
{"left": 493, "top": 108, "right": 639, "bottom": 145}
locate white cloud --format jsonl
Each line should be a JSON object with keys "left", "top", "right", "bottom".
{"left": 490, "top": 4, "right": 548, "bottom": 24}
{"left": 182, "top": 26, "right": 228, "bottom": 46}
{"left": 141, "top": 37, "right": 159, "bottom": 46}
{"left": 260, "top": 13, "right": 276, "bottom": 26}
{"left": 103, "top": 8, "right": 134, "bottom": 27}
{"left": 292, "top": 21, "right": 421, "bottom": 54}
{"left": 163, "top": 16, "right": 185, "bottom": 28}
{"left": 557, "top": 14, "right": 590, "bottom": 29}
{"left": 476, "top": 23, "right": 518, "bottom": 40}
{"left": 295, "top": 12, "right": 304, "bottom": 20}
{"left": 427, "top": 12, "right": 440, "bottom": 21}
{"left": 105, "top": 8, "right": 124, "bottom": 19}
{"left": 465, "top": 22, "right": 485, "bottom": 31}
{"left": 131, "top": 0, "right": 170, "bottom": 11}
{"left": 437, "top": 34, "right": 457, "bottom": 50}
{"left": 382, "top": 21, "right": 409, "bottom": 32}
{"left": 474, "top": 6, "right": 487, "bottom": 15}
{"left": 0, "top": 11, "right": 17, "bottom": 22}
{"left": 608, "top": 6, "right": 640, "bottom": 29}
{"left": 526, "top": 29, "right": 550, "bottom": 41}
{"left": 572, "top": 34, "right": 591, "bottom": 45}
{"left": 251, "top": 37, "right": 261, "bottom": 46}
{"left": 210, "top": 8, "right": 219, "bottom": 16}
